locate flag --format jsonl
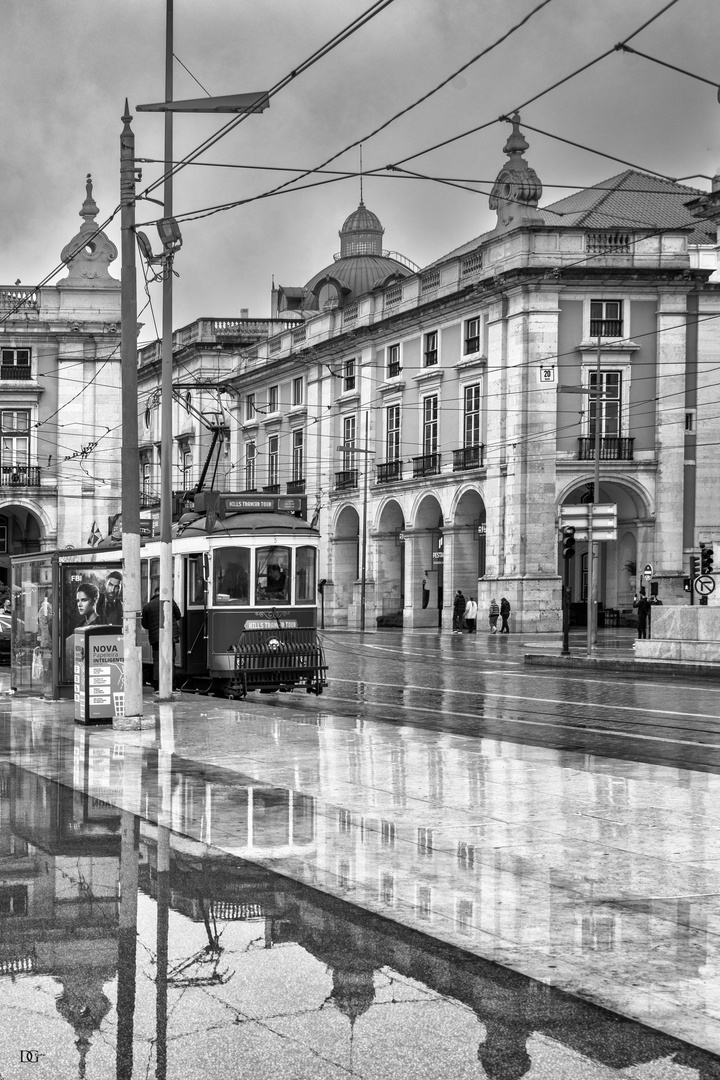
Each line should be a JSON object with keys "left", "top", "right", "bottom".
{"left": 87, "top": 521, "right": 102, "bottom": 547}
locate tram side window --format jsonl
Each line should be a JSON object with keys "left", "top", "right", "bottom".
{"left": 141, "top": 561, "right": 149, "bottom": 605}
{"left": 188, "top": 556, "right": 205, "bottom": 606}
{"left": 149, "top": 558, "right": 160, "bottom": 601}
{"left": 255, "top": 547, "right": 290, "bottom": 604}
{"left": 213, "top": 547, "right": 250, "bottom": 605}
{"left": 295, "top": 546, "right": 316, "bottom": 605}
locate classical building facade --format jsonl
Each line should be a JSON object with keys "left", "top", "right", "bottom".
{"left": 224, "top": 118, "right": 720, "bottom": 632}
{"left": 0, "top": 178, "right": 122, "bottom": 580}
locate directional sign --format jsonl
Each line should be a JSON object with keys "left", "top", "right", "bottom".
{"left": 558, "top": 503, "right": 617, "bottom": 542}
{"left": 643, "top": 563, "right": 653, "bottom": 579}
{"left": 694, "top": 574, "right": 716, "bottom": 596}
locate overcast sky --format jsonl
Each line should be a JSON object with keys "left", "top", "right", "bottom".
{"left": 2, "top": 0, "right": 719, "bottom": 339}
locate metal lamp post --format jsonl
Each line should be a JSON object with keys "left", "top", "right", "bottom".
{"left": 337, "top": 410, "right": 373, "bottom": 630}
{"left": 136, "top": 0, "right": 269, "bottom": 698}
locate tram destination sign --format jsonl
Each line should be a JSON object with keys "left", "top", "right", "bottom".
{"left": 194, "top": 492, "right": 307, "bottom": 518}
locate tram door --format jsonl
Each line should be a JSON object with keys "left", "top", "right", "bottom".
{"left": 183, "top": 555, "right": 207, "bottom": 674}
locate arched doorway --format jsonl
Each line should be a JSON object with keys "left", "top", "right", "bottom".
{"left": 0, "top": 506, "right": 44, "bottom": 586}
{"left": 411, "top": 495, "right": 444, "bottom": 628}
{"left": 559, "top": 481, "right": 648, "bottom": 623}
{"left": 452, "top": 488, "right": 486, "bottom": 589}
{"left": 332, "top": 505, "right": 360, "bottom": 628}
{"left": 375, "top": 500, "right": 405, "bottom": 628}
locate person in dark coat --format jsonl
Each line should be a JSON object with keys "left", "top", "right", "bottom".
{"left": 453, "top": 590, "right": 466, "bottom": 633}
{"left": 499, "top": 597, "right": 511, "bottom": 634}
{"left": 636, "top": 594, "right": 651, "bottom": 639}
{"left": 141, "top": 587, "right": 181, "bottom": 691}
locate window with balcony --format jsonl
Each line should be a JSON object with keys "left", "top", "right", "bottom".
{"left": 1, "top": 348, "right": 31, "bottom": 380}
{"left": 464, "top": 317, "right": 480, "bottom": 354}
{"left": 423, "top": 395, "right": 438, "bottom": 455}
{"left": 292, "top": 377, "right": 303, "bottom": 407}
{"left": 267, "top": 435, "right": 279, "bottom": 488}
{"left": 589, "top": 371, "right": 621, "bottom": 437}
{"left": 386, "top": 404, "right": 401, "bottom": 461}
{"left": 180, "top": 446, "right": 192, "bottom": 486}
{"left": 423, "top": 330, "right": 438, "bottom": 367}
{"left": 292, "top": 430, "right": 303, "bottom": 481}
{"left": 344, "top": 358, "right": 356, "bottom": 392}
{"left": 268, "top": 385, "right": 279, "bottom": 413}
{"left": 464, "top": 384, "right": 481, "bottom": 446}
{"left": 244, "top": 440, "right": 256, "bottom": 490}
{"left": 387, "top": 344, "right": 401, "bottom": 378}
{"left": 245, "top": 393, "right": 255, "bottom": 421}
{"left": 590, "top": 300, "right": 623, "bottom": 338}
{"left": 343, "top": 415, "right": 356, "bottom": 471}
{"left": 1, "top": 410, "right": 29, "bottom": 468}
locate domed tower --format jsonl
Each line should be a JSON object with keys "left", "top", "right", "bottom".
{"left": 273, "top": 200, "right": 417, "bottom": 316}
{"left": 489, "top": 113, "right": 543, "bottom": 233}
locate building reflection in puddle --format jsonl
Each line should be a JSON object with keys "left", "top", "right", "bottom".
{"left": 0, "top": 749, "right": 718, "bottom": 1078}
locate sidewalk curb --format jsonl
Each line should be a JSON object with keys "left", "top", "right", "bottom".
{"left": 524, "top": 653, "right": 720, "bottom": 679}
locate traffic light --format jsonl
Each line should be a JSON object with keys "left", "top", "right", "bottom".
{"left": 561, "top": 525, "right": 575, "bottom": 559}
{"left": 684, "top": 577, "right": 691, "bottom": 592}
{"left": 690, "top": 555, "right": 700, "bottom": 579}
{"left": 701, "top": 544, "right": 714, "bottom": 575}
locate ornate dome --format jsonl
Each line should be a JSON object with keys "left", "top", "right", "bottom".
{"left": 339, "top": 201, "right": 384, "bottom": 257}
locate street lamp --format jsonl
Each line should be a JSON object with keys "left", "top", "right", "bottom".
{"left": 337, "top": 411, "right": 373, "bottom": 630}
{"left": 135, "top": 0, "right": 269, "bottom": 698}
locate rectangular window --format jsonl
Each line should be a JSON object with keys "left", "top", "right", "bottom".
{"left": 416, "top": 885, "right": 432, "bottom": 920}
{"left": 387, "top": 343, "right": 401, "bottom": 378}
{"left": 244, "top": 441, "right": 256, "bottom": 490}
{"left": 464, "top": 384, "right": 481, "bottom": 447}
{"left": 423, "top": 395, "right": 438, "bottom": 455}
{"left": 344, "top": 358, "right": 356, "bottom": 392}
{"left": 464, "top": 317, "right": 480, "bottom": 354}
{"left": 343, "top": 415, "right": 356, "bottom": 471}
{"left": 245, "top": 393, "right": 255, "bottom": 421}
{"left": 267, "top": 435, "right": 279, "bottom": 486}
{"left": 379, "top": 872, "right": 395, "bottom": 905}
{"left": 456, "top": 899, "right": 474, "bottom": 936}
{"left": 1, "top": 410, "right": 29, "bottom": 467}
{"left": 142, "top": 461, "right": 151, "bottom": 496}
{"left": 180, "top": 447, "right": 192, "bottom": 484}
{"left": 423, "top": 330, "right": 438, "bottom": 367}
{"left": 417, "top": 827, "right": 433, "bottom": 857}
{"left": 386, "top": 404, "right": 401, "bottom": 461}
{"left": 380, "top": 820, "right": 396, "bottom": 847}
{"left": 589, "top": 371, "right": 621, "bottom": 437}
{"left": 292, "top": 430, "right": 303, "bottom": 481}
{"left": 292, "top": 377, "right": 303, "bottom": 406}
{"left": 268, "top": 385, "right": 279, "bottom": 413}
{"left": 590, "top": 299, "right": 623, "bottom": 338}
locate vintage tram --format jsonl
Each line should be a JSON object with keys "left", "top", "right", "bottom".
{"left": 10, "top": 495, "right": 327, "bottom": 699}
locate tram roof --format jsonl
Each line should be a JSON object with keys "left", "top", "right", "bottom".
{"left": 173, "top": 511, "right": 319, "bottom": 538}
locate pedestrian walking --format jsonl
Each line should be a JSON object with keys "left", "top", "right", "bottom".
{"left": 635, "top": 594, "right": 651, "bottom": 640}
{"left": 464, "top": 596, "right": 478, "bottom": 634}
{"left": 453, "top": 590, "right": 466, "bottom": 633}
{"left": 141, "top": 586, "right": 182, "bottom": 691}
{"left": 499, "top": 597, "right": 511, "bottom": 634}
{"left": 488, "top": 598, "right": 500, "bottom": 633}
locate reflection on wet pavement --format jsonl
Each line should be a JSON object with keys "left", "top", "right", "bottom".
{"left": 1, "top": 715, "right": 720, "bottom": 1078}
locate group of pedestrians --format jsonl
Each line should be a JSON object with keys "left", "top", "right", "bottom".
{"left": 453, "top": 591, "right": 511, "bottom": 635}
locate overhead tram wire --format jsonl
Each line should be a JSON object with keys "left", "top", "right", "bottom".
{"left": 145, "top": 0, "right": 557, "bottom": 227}
{"left": 0, "top": 0, "right": 396, "bottom": 329}
{"left": 388, "top": 0, "right": 682, "bottom": 171}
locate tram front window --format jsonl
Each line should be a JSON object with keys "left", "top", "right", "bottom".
{"left": 213, "top": 547, "right": 250, "bottom": 605}
{"left": 256, "top": 547, "right": 290, "bottom": 604}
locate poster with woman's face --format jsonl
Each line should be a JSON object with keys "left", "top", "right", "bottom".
{"left": 62, "top": 563, "right": 123, "bottom": 682}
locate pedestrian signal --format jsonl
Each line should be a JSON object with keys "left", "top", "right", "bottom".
{"left": 561, "top": 525, "right": 575, "bottom": 559}
{"left": 683, "top": 577, "right": 691, "bottom": 592}
{"left": 701, "top": 544, "right": 714, "bottom": 575}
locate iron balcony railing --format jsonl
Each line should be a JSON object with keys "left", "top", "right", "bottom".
{"left": 1, "top": 465, "right": 40, "bottom": 487}
{"left": 578, "top": 436, "right": 634, "bottom": 460}
{"left": 376, "top": 460, "right": 403, "bottom": 483}
{"left": 453, "top": 445, "right": 484, "bottom": 470}
{"left": 412, "top": 453, "right": 441, "bottom": 478}
{"left": 262, "top": 483, "right": 280, "bottom": 494}
{"left": 0, "top": 365, "right": 31, "bottom": 380}
{"left": 334, "top": 469, "right": 358, "bottom": 491}
{"left": 589, "top": 318, "right": 623, "bottom": 338}
{"left": 286, "top": 479, "right": 305, "bottom": 494}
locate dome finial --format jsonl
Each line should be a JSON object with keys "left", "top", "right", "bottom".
{"left": 489, "top": 113, "right": 543, "bottom": 232}
{"left": 503, "top": 112, "right": 529, "bottom": 157}
{"left": 359, "top": 144, "right": 364, "bottom": 206}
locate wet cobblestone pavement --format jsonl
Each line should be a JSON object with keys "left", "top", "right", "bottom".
{"left": 0, "top": 628, "right": 719, "bottom": 1077}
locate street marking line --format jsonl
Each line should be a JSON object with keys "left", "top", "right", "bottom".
{"left": 325, "top": 693, "right": 720, "bottom": 750}
{"left": 332, "top": 677, "right": 720, "bottom": 723}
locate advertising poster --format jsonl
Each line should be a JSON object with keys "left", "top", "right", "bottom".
{"left": 62, "top": 562, "right": 124, "bottom": 683}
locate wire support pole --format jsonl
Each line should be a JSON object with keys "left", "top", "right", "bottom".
{"left": 360, "top": 409, "right": 369, "bottom": 632}
{"left": 159, "top": 0, "right": 174, "bottom": 701}
{"left": 119, "top": 103, "right": 144, "bottom": 720}
{"left": 587, "top": 336, "right": 602, "bottom": 655}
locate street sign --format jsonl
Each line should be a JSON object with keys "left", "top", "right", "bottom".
{"left": 558, "top": 503, "right": 617, "bottom": 542}
{"left": 643, "top": 563, "right": 653, "bottom": 578}
{"left": 694, "top": 574, "right": 716, "bottom": 596}
{"left": 539, "top": 364, "right": 556, "bottom": 384}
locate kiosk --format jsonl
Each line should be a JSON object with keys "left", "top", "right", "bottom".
{"left": 73, "top": 625, "right": 124, "bottom": 724}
